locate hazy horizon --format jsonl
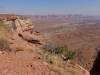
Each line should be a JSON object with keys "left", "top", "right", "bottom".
{"left": 0, "top": 0, "right": 100, "bottom": 16}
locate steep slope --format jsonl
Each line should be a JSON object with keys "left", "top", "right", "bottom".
{"left": 48, "top": 24, "right": 100, "bottom": 72}
{"left": 0, "top": 16, "right": 90, "bottom": 75}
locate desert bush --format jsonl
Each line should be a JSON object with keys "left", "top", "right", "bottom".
{"left": 54, "top": 46, "right": 68, "bottom": 54}
{"left": 67, "top": 51, "right": 76, "bottom": 60}
{"left": 45, "top": 53, "right": 54, "bottom": 64}
{"left": 0, "top": 38, "right": 11, "bottom": 52}
{"left": 54, "top": 46, "right": 76, "bottom": 60}
{"left": 44, "top": 52, "right": 64, "bottom": 67}
{"left": 43, "top": 43, "right": 57, "bottom": 53}
{"left": 43, "top": 44, "right": 67, "bottom": 54}
{"left": 43, "top": 44, "right": 76, "bottom": 60}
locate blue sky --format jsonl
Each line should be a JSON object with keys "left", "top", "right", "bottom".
{"left": 0, "top": 0, "right": 100, "bottom": 15}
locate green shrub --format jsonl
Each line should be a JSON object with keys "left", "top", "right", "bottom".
{"left": 43, "top": 43, "right": 57, "bottom": 53}
{"left": 54, "top": 46, "right": 67, "bottom": 54}
{"left": 43, "top": 44, "right": 76, "bottom": 60}
{"left": 54, "top": 46, "right": 76, "bottom": 60}
{"left": 67, "top": 51, "right": 76, "bottom": 60}
{"left": 43, "top": 44, "right": 76, "bottom": 75}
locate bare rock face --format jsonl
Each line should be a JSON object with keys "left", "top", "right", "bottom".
{"left": 5, "top": 16, "right": 34, "bottom": 33}
{"left": 15, "top": 19, "right": 34, "bottom": 33}
{"left": 14, "top": 18, "right": 44, "bottom": 45}
{"left": 6, "top": 17, "right": 42, "bottom": 44}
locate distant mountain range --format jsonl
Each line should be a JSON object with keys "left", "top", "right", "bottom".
{"left": 27, "top": 15, "right": 100, "bottom": 23}
{"left": 0, "top": 14, "right": 100, "bottom": 23}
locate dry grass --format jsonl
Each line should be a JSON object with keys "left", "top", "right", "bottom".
{"left": 44, "top": 52, "right": 64, "bottom": 66}
{"left": 42, "top": 44, "right": 77, "bottom": 75}
{"left": 0, "top": 21, "right": 11, "bottom": 52}
{"left": 0, "top": 21, "right": 7, "bottom": 29}
{"left": 0, "top": 38, "right": 11, "bottom": 52}
{"left": 0, "top": 21, "right": 11, "bottom": 32}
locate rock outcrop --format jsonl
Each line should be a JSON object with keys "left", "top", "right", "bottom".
{"left": 5, "top": 16, "right": 43, "bottom": 45}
